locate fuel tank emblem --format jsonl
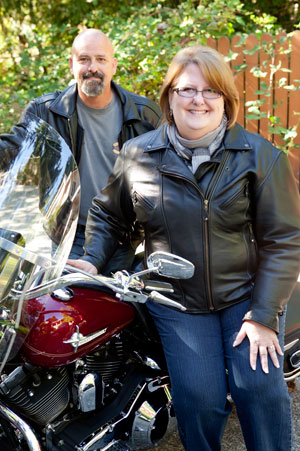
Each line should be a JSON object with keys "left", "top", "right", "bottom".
{"left": 63, "top": 325, "right": 108, "bottom": 352}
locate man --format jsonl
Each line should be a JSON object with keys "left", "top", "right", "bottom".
{"left": 0, "top": 29, "right": 161, "bottom": 273}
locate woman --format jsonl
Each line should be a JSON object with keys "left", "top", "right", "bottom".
{"left": 68, "top": 45, "right": 300, "bottom": 450}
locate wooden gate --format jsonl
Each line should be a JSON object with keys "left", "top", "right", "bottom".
{"left": 207, "top": 31, "right": 300, "bottom": 184}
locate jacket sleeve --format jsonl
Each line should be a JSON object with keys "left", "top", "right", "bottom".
{"left": 81, "top": 145, "right": 136, "bottom": 272}
{"left": 0, "top": 105, "right": 39, "bottom": 170}
{"left": 243, "top": 150, "right": 300, "bottom": 332}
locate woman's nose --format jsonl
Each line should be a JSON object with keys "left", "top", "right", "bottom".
{"left": 192, "top": 91, "right": 204, "bottom": 103}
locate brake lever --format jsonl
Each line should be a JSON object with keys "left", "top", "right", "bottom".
{"left": 148, "top": 291, "right": 186, "bottom": 311}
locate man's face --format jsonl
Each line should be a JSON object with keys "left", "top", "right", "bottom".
{"left": 69, "top": 32, "right": 117, "bottom": 98}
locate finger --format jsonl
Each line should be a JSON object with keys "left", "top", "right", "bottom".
{"left": 249, "top": 341, "right": 259, "bottom": 371}
{"left": 274, "top": 341, "right": 284, "bottom": 356}
{"left": 268, "top": 344, "right": 280, "bottom": 369}
{"left": 259, "top": 345, "right": 269, "bottom": 374}
{"left": 233, "top": 328, "right": 247, "bottom": 347}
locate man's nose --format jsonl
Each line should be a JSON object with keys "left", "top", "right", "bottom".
{"left": 88, "top": 58, "right": 98, "bottom": 72}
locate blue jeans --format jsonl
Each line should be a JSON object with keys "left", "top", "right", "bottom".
{"left": 69, "top": 228, "right": 136, "bottom": 276}
{"left": 147, "top": 299, "right": 292, "bottom": 451}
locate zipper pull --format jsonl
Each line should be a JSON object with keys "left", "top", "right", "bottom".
{"left": 204, "top": 199, "right": 209, "bottom": 221}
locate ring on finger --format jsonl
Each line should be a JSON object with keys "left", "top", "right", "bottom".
{"left": 269, "top": 345, "right": 275, "bottom": 351}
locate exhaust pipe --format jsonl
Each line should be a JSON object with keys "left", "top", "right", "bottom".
{"left": 0, "top": 399, "right": 41, "bottom": 450}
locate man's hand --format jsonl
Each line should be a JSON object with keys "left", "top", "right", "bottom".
{"left": 66, "top": 259, "right": 98, "bottom": 275}
{"left": 233, "top": 320, "right": 283, "bottom": 374}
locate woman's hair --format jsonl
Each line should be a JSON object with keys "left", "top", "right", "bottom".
{"left": 159, "top": 45, "right": 240, "bottom": 129}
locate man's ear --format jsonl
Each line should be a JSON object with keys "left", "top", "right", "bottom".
{"left": 69, "top": 57, "right": 74, "bottom": 74}
{"left": 112, "top": 57, "right": 118, "bottom": 76}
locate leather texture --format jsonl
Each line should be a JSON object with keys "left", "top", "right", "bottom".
{"left": 83, "top": 122, "right": 300, "bottom": 332}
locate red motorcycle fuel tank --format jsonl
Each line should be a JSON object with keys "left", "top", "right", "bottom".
{"left": 21, "top": 286, "right": 135, "bottom": 367}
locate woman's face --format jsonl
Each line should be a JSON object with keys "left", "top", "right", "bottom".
{"left": 169, "top": 63, "right": 225, "bottom": 140}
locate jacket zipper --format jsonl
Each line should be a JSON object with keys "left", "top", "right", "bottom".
{"left": 67, "top": 119, "right": 75, "bottom": 153}
{"left": 160, "top": 150, "right": 230, "bottom": 312}
{"left": 202, "top": 151, "right": 230, "bottom": 311}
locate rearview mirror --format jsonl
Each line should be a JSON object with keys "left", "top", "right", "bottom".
{"left": 147, "top": 251, "right": 194, "bottom": 279}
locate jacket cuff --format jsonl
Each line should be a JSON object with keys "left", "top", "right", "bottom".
{"left": 243, "top": 309, "right": 279, "bottom": 333}
{"left": 80, "top": 255, "right": 104, "bottom": 273}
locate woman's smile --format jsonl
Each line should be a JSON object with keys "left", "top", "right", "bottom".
{"left": 169, "top": 63, "right": 224, "bottom": 140}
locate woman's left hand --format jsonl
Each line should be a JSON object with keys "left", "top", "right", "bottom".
{"left": 233, "top": 320, "right": 283, "bottom": 374}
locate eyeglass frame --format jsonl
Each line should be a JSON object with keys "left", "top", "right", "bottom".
{"left": 172, "top": 87, "right": 223, "bottom": 99}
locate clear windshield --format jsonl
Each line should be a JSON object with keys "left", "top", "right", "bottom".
{"left": 0, "top": 113, "right": 80, "bottom": 370}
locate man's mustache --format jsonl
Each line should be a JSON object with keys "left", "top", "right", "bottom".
{"left": 83, "top": 72, "right": 104, "bottom": 81}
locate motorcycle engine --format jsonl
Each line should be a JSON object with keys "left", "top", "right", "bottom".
{"left": 0, "top": 364, "right": 70, "bottom": 425}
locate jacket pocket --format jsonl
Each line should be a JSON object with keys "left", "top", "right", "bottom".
{"left": 219, "top": 182, "right": 249, "bottom": 209}
{"left": 132, "top": 191, "right": 155, "bottom": 210}
{"left": 246, "top": 222, "right": 258, "bottom": 274}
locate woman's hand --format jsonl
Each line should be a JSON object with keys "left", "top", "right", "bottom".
{"left": 233, "top": 320, "right": 283, "bottom": 374}
{"left": 66, "top": 259, "right": 98, "bottom": 275}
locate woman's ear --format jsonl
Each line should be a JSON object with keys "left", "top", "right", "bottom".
{"left": 168, "top": 88, "right": 174, "bottom": 110}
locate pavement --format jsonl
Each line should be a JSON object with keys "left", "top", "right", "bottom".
{"left": 150, "top": 378, "right": 300, "bottom": 450}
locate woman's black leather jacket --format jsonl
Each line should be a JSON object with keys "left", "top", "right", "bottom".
{"left": 83, "top": 123, "right": 300, "bottom": 332}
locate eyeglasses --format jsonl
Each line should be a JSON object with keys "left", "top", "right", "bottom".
{"left": 172, "top": 87, "right": 223, "bottom": 99}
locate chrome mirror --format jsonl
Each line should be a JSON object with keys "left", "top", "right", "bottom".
{"left": 147, "top": 251, "right": 194, "bottom": 279}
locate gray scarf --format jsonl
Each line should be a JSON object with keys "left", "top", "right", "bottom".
{"left": 167, "top": 115, "right": 228, "bottom": 174}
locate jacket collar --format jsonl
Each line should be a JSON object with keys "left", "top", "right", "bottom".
{"left": 49, "top": 81, "right": 143, "bottom": 122}
{"left": 49, "top": 83, "right": 77, "bottom": 118}
{"left": 223, "top": 123, "right": 253, "bottom": 151}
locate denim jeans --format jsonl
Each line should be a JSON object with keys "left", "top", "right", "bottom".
{"left": 69, "top": 228, "right": 136, "bottom": 276}
{"left": 147, "top": 299, "right": 292, "bottom": 451}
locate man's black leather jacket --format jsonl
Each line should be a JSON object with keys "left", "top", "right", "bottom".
{"left": 0, "top": 81, "right": 161, "bottom": 166}
{"left": 82, "top": 123, "right": 300, "bottom": 332}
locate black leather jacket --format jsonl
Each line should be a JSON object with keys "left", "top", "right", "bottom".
{"left": 82, "top": 123, "right": 300, "bottom": 332}
{"left": 0, "top": 81, "right": 161, "bottom": 166}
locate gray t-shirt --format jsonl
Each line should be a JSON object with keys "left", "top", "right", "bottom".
{"left": 77, "top": 94, "right": 123, "bottom": 225}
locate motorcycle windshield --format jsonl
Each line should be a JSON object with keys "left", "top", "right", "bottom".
{"left": 0, "top": 113, "right": 80, "bottom": 369}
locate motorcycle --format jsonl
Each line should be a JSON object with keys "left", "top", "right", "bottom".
{"left": 0, "top": 114, "right": 299, "bottom": 451}
{"left": 0, "top": 114, "right": 195, "bottom": 451}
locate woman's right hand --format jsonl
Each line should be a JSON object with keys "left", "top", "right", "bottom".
{"left": 66, "top": 259, "right": 98, "bottom": 275}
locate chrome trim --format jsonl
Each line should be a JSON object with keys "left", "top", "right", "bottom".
{"left": 0, "top": 327, "right": 16, "bottom": 374}
{"left": 0, "top": 236, "right": 52, "bottom": 268}
{"left": 290, "top": 350, "right": 300, "bottom": 368}
{"left": 284, "top": 367, "right": 300, "bottom": 381}
{"left": 284, "top": 338, "right": 299, "bottom": 352}
{"left": 63, "top": 325, "right": 108, "bottom": 352}
{"left": 0, "top": 400, "right": 41, "bottom": 450}
{"left": 78, "top": 373, "right": 98, "bottom": 412}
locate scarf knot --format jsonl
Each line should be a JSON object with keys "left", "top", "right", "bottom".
{"left": 167, "top": 115, "right": 228, "bottom": 174}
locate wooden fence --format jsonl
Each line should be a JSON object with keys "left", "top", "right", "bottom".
{"left": 206, "top": 31, "right": 300, "bottom": 184}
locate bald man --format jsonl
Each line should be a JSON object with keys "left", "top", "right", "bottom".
{"left": 4, "top": 29, "right": 161, "bottom": 273}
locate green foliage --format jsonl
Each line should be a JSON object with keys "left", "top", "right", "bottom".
{"left": 0, "top": 0, "right": 298, "bottom": 159}
{"left": 242, "top": 0, "right": 300, "bottom": 33}
{"left": 233, "top": 33, "right": 300, "bottom": 153}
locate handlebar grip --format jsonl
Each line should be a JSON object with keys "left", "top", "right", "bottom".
{"left": 143, "top": 280, "right": 174, "bottom": 293}
{"left": 148, "top": 291, "right": 186, "bottom": 311}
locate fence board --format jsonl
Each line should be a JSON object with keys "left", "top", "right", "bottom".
{"left": 244, "top": 34, "right": 259, "bottom": 134}
{"left": 289, "top": 32, "right": 300, "bottom": 183}
{"left": 205, "top": 31, "right": 300, "bottom": 185}
{"left": 274, "top": 32, "right": 290, "bottom": 149}
{"left": 231, "top": 35, "right": 245, "bottom": 127}
{"left": 259, "top": 33, "right": 274, "bottom": 142}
